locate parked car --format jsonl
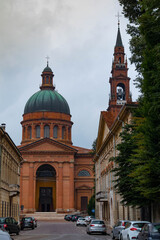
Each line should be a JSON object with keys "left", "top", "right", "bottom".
{"left": 137, "top": 223, "right": 160, "bottom": 240}
{"left": 0, "top": 229, "right": 14, "bottom": 240}
{"left": 32, "top": 217, "right": 37, "bottom": 228}
{"left": 76, "top": 217, "right": 87, "bottom": 226}
{"left": 86, "top": 219, "right": 106, "bottom": 235}
{"left": 120, "top": 221, "right": 150, "bottom": 240}
{"left": 71, "top": 215, "right": 82, "bottom": 222}
{"left": 20, "top": 217, "right": 36, "bottom": 230}
{"left": 85, "top": 216, "right": 95, "bottom": 224}
{"left": 64, "top": 215, "right": 73, "bottom": 221}
{"left": 0, "top": 217, "right": 20, "bottom": 235}
{"left": 112, "top": 220, "right": 129, "bottom": 239}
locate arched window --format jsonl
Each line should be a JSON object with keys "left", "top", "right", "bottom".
{"left": 46, "top": 76, "right": 49, "bottom": 84}
{"left": 78, "top": 170, "right": 91, "bottom": 177}
{"left": 62, "top": 126, "right": 66, "bottom": 139}
{"left": 27, "top": 126, "right": 32, "bottom": 139}
{"left": 117, "top": 83, "right": 125, "bottom": 101}
{"left": 36, "top": 164, "right": 56, "bottom": 178}
{"left": 44, "top": 125, "right": 50, "bottom": 138}
{"left": 53, "top": 125, "right": 58, "bottom": 138}
{"left": 36, "top": 125, "right": 40, "bottom": 138}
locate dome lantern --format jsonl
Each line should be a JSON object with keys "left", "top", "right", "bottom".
{"left": 40, "top": 61, "right": 55, "bottom": 90}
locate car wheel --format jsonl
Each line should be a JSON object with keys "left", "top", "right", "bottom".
{"left": 127, "top": 235, "right": 130, "bottom": 240}
{"left": 16, "top": 230, "right": 20, "bottom": 235}
{"left": 120, "top": 234, "right": 123, "bottom": 240}
{"left": 112, "top": 232, "right": 115, "bottom": 239}
{"left": 32, "top": 226, "right": 35, "bottom": 230}
{"left": 103, "top": 232, "right": 107, "bottom": 235}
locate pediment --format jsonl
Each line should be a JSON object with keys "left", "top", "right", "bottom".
{"left": 96, "top": 111, "right": 114, "bottom": 151}
{"left": 19, "top": 138, "right": 77, "bottom": 153}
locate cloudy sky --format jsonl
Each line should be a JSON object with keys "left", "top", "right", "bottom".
{"left": 0, "top": 0, "right": 139, "bottom": 149}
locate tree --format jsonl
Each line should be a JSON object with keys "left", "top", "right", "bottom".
{"left": 87, "top": 194, "right": 95, "bottom": 216}
{"left": 111, "top": 121, "right": 149, "bottom": 207}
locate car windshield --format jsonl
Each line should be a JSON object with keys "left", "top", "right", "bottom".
{"left": 0, "top": 218, "right": 5, "bottom": 224}
{"left": 24, "top": 218, "right": 32, "bottom": 222}
{"left": 133, "top": 223, "right": 147, "bottom": 228}
{"left": 92, "top": 221, "right": 104, "bottom": 224}
{"left": 152, "top": 224, "right": 160, "bottom": 233}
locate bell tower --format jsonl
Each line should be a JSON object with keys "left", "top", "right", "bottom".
{"left": 107, "top": 22, "right": 132, "bottom": 117}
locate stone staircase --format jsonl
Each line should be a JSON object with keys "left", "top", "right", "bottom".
{"left": 22, "top": 212, "right": 66, "bottom": 221}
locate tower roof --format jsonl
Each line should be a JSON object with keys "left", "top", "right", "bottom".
{"left": 115, "top": 27, "right": 123, "bottom": 47}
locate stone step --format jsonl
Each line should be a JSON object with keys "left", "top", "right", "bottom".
{"left": 21, "top": 212, "right": 66, "bottom": 221}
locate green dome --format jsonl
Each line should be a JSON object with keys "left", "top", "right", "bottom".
{"left": 24, "top": 90, "right": 70, "bottom": 115}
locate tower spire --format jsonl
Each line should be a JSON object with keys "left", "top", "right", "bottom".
{"left": 115, "top": 12, "right": 123, "bottom": 47}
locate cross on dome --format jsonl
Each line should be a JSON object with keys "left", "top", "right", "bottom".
{"left": 46, "top": 56, "right": 50, "bottom": 67}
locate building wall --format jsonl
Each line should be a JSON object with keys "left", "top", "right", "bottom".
{"left": 0, "top": 127, "right": 22, "bottom": 221}
{"left": 95, "top": 107, "right": 140, "bottom": 228}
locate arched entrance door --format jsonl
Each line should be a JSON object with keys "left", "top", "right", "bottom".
{"left": 36, "top": 164, "right": 56, "bottom": 212}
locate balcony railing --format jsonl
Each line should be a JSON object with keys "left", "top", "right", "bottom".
{"left": 96, "top": 191, "right": 108, "bottom": 202}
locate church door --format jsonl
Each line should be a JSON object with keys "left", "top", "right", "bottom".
{"left": 39, "top": 187, "right": 53, "bottom": 212}
{"left": 81, "top": 196, "right": 88, "bottom": 211}
{"left": 36, "top": 164, "right": 56, "bottom": 212}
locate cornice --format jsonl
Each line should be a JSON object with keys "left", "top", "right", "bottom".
{"left": 20, "top": 150, "right": 75, "bottom": 155}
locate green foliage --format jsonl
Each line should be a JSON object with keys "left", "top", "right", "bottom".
{"left": 87, "top": 195, "right": 95, "bottom": 216}
{"left": 111, "top": 121, "right": 149, "bottom": 207}
{"left": 92, "top": 138, "right": 97, "bottom": 154}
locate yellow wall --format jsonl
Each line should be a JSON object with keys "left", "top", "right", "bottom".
{"left": 35, "top": 180, "right": 56, "bottom": 211}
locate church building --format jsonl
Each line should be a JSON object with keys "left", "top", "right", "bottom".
{"left": 18, "top": 63, "right": 94, "bottom": 213}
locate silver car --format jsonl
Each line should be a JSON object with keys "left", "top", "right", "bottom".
{"left": 76, "top": 217, "right": 87, "bottom": 226}
{"left": 112, "top": 220, "right": 129, "bottom": 239}
{"left": 86, "top": 219, "right": 106, "bottom": 235}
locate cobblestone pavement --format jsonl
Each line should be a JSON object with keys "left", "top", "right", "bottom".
{"left": 11, "top": 220, "right": 112, "bottom": 240}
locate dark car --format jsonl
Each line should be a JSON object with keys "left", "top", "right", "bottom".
{"left": 137, "top": 223, "right": 160, "bottom": 240}
{"left": 64, "top": 215, "right": 74, "bottom": 221}
{"left": 0, "top": 217, "right": 20, "bottom": 235}
{"left": 112, "top": 220, "right": 129, "bottom": 239}
{"left": 64, "top": 215, "right": 71, "bottom": 221}
{"left": 20, "top": 217, "right": 35, "bottom": 230}
{"left": 71, "top": 215, "right": 82, "bottom": 222}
